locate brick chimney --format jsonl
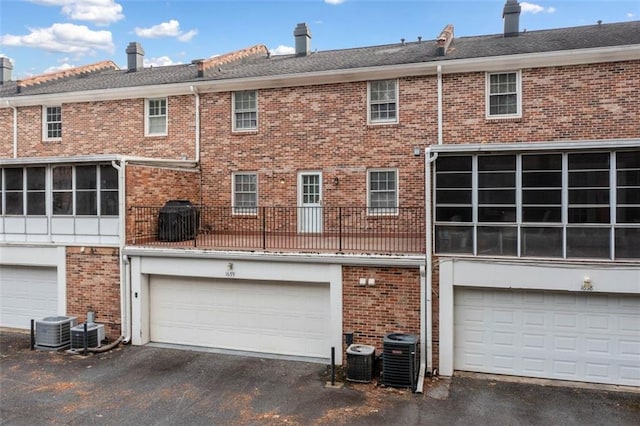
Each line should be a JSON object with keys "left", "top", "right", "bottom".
{"left": 294, "top": 23, "right": 312, "bottom": 56}
{"left": 0, "top": 57, "right": 13, "bottom": 84}
{"left": 436, "top": 25, "right": 454, "bottom": 56}
{"left": 503, "top": 0, "right": 521, "bottom": 37}
{"left": 126, "top": 42, "right": 145, "bottom": 71}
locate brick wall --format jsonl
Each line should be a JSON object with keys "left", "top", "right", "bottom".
{"left": 443, "top": 60, "right": 640, "bottom": 143}
{"left": 199, "top": 78, "right": 437, "bottom": 207}
{"left": 342, "top": 266, "right": 421, "bottom": 358}
{"left": 0, "top": 107, "right": 13, "bottom": 158}
{"left": 125, "top": 164, "right": 201, "bottom": 243}
{"left": 66, "top": 246, "right": 121, "bottom": 340}
{"left": 10, "top": 96, "right": 196, "bottom": 159}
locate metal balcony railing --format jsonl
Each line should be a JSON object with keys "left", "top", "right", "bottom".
{"left": 130, "top": 205, "right": 425, "bottom": 255}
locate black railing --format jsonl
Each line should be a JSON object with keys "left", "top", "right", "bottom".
{"left": 130, "top": 206, "right": 425, "bottom": 254}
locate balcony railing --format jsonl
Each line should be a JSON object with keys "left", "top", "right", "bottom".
{"left": 130, "top": 205, "right": 425, "bottom": 255}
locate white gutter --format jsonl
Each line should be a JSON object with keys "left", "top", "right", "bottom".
{"left": 428, "top": 138, "right": 640, "bottom": 153}
{"left": 190, "top": 85, "right": 201, "bottom": 163}
{"left": 111, "top": 159, "right": 131, "bottom": 343}
{"left": 5, "top": 100, "right": 17, "bottom": 158}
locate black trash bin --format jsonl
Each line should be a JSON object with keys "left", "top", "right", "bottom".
{"left": 158, "top": 200, "right": 199, "bottom": 242}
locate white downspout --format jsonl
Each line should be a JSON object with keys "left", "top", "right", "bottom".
{"left": 190, "top": 85, "right": 200, "bottom": 163}
{"left": 6, "top": 101, "right": 17, "bottom": 158}
{"left": 417, "top": 66, "right": 444, "bottom": 392}
{"left": 112, "top": 159, "right": 131, "bottom": 343}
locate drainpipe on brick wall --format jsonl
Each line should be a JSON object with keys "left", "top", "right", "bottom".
{"left": 190, "top": 86, "right": 201, "bottom": 163}
{"left": 6, "top": 100, "right": 17, "bottom": 158}
{"left": 112, "top": 159, "right": 131, "bottom": 343}
{"left": 437, "top": 65, "right": 443, "bottom": 145}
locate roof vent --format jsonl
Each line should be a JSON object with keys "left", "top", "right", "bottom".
{"left": 294, "top": 23, "right": 312, "bottom": 56}
{"left": 0, "top": 57, "right": 12, "bottom": 84}
{"left": 503, "top": 0, "right": 521, "bottom": 37}
{"left": 126, "top": 42, "right": 145, "bottom": 71}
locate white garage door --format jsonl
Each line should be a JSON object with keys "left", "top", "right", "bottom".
{"left": 0, "top": 265, "right": 58, "bottom": 329}
{"left": 455, "top": 288, "right": 640, "bottom": 386}
{"left": 150, "top": 275, "right": 331, "bottom": 359}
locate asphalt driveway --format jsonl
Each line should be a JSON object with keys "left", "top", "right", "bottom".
{"left": 1, "top": 331, "right": 638, "bottom": 425}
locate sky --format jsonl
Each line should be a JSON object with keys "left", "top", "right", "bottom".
{"left": 0, "top": 0, "right": 638, "bottom": 79}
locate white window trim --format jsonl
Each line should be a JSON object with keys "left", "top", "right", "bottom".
{"left": 232, "top": 172, "right": 258, "bottom": 215}
{"left": 366, "top": 168, "right": 399, "bottom": 215}
{"left": 485, "top": 70, "right": 522, "bottom": 119}
{"left": 42, "top": 105, "right": 62, "bottom": 141}
{"left": 231, "top": 91, "right": 258, "bottom": 132}
{"left": 367, "top": 79, "right": 399, "bottom": 125}
{"left": 144, "top": 98, "right": 168, "bottom": 137}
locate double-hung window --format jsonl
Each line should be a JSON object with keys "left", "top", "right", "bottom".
{"left": 233, "top": 91, "right": 257, "bottom": 131}
{"left": 233, "top": 172, "right": 257, "bottom": 214}
{"left": 368, "top": 79, "right": 398, "bottom": 124}
{"left": 145, "top": 98, "right": 167, "bottom": 136}
{"left": 43, "top": 106, "right": 62, "bottom": 140}
{"left": 486, "top": 71, "right": 521, "bottom": 118}
{"left": 368, "top": 169, "right": 398, "bottom": 214}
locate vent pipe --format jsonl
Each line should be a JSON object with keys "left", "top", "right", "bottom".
{"left": 0, "top": 57, "right": 12, "bottom": 84}
{"left": 294, "top": 23, "right": 312, "bottom": 56}
{"left": 503, "top": 0, "right": 521, "bottom": 37}
{"left": 126, "top": 42, "right": 145, "bottom": 71}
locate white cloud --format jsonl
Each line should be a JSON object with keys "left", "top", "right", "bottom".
{"left": 0, "top": 23, "right": 114, "bottom": 54}
{"left": 31, "top": 0, "right": 124, "bottom": 26}
{"left": 520, "top": 2, "right": 556, "bottom": 14}
{"left": 627, "top": 12, "right": 635, "bottom": 18}
{"left": 324, "top": 0, "right": 345, "bottom": 4}
{"left": 144, "top": 56, "right": 181, "bottom": 67}
{"left": 43, "top": 62, "right": 75, "bottom": 74}
{"left": 270, "top": 45, "right": 295, "bottom": 55}
{"left": 134, "top": 19, "right": 198, "bottom": 42}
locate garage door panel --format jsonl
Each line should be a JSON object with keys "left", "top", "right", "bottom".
{"left": 0, "top": 266, "right": 58, "bottom": 329}
{"left": 150, "top": 276, "right": 330, "bottom": 359}
{"left": 455, "top": 288, "right": 640, "bottom": 386}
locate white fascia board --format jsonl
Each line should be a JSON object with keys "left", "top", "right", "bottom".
{"left": 122, "top": 246, "right": 426, "bottom": 267}
{"left": 429, "top": 139, "right": 640, "bottom": 153}
{"left": 0, "top": 154, "right": 198, "bottom": 168}
{"left": 2, "top": 45, "right": 638, "bottom": 107}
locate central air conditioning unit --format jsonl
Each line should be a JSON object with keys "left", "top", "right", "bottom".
{"left": 381, "top": 333, "right": 419, "bottom": 390}
{"left": 35, "top": 316, "right": 77, "bottom": 350}
{"left": 70, "top": 323, "right": 105, "bottom": 350}
{"left": 346, "top": 344, "right": 376, "bottom": 383}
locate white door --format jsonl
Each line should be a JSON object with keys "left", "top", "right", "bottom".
{"left": 149, "top": 275, "right": 331, "bottom": 359}
{"left": 455, "top": 288, "right": 640, "bottom": 386}
{"left": 298, "top": 172, "right": 322, "bottom": 233}
{"left": 0, "top": 265, "right": 58, "bottom": 329}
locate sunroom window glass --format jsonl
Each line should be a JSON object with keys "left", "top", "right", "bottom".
{"left": 147, "top": 99, "right": 167, "bottom": 135}
{"left": 521, "top": 153, "right": 563, "bottom": 257}
{"left": 45, "top": 106, "right": 62, "bottom": 139}
{"left": 4, "top": 168, "right": 23, "bottom": 215}
{"left": 369, "top": 80, "right": 397, "bottom": 123}
{"left": 369, "top": 170, "right": 397, "bottom": 213}
{"left": 26, "top": 167, "right": 46, "bottom": 215}
{"left": 234, "top": 91, "right": 257, "bottom": 131}
{"left": 100, "top": 165, "right": 119, "bottom": 216}
{"left": 53, "top": 166, "right": 73, "bottom": 215}
{"left": 233, "top": 173, "right": 257, "bottom": 214}
{"left": 435, "top": 155, "right": 473, "bottom": 254}
{"left": 76, "top": 166, "right": 97, "bottom": 215}
{"left": 489, "top": 72, "right": 518, "bottom": 116}
{"left": 567, "top": 152, "right": 610, "bottom": 259}
{"left": 615, "top": 151, "right": 640, "bottom": 259}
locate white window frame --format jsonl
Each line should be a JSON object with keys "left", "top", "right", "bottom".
{"left": 367, "top": 79, "right": 399, "bottom": 124}
{"left": 485, "top": 71, "right": 522, "bottom": 119}
{"left": 42, "top": 105, "right": 62, "bottom": 141}
{"left": 145, "top": 98, "right": 168, "bottom": 136}
{"left": 232, "top": 91, "right": 258, "bottom": 132}
{"left": 232, "top": 172, "right": 258, "bottom": 215}
{"left": 367, "top": 168, "right": 399, "bottom": 215}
